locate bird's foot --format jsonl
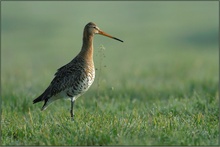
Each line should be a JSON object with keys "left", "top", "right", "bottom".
{"left": 70, "top": 110, "right": 75, "bottom": 122}
{"left": 71, "top": 117, "right": 74, "bottom": 122}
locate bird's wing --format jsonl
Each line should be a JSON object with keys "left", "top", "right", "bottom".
{"left": 34, "top": 57, "right": 86, "bottom": 103}
{"left": 48, "top": 57, "right": 86, "bottom": 97}
{"left": 33, "top": 63, "right": 80, "bottom": 103}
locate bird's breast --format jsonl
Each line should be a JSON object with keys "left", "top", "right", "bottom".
{"left": 66, "top": 63, "right": 95, "bottom": 98}
{"left": 86, "top": 63, "right": 95, "bottom": 88}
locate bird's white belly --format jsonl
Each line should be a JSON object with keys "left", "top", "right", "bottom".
{"left": 87, "top": 68, "right": 95, "bottom": 89}
{"left": 63, "top": 69, "right": 95, "bottom": 99}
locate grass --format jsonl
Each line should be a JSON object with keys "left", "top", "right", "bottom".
{"left": 1, "top": 1, "right": 219, "bottom": 145}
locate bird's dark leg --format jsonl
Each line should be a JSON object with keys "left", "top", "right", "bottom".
{"left": 70, "top": 99, "right": 75, "bottom": 121}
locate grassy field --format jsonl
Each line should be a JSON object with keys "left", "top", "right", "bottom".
{"left": 1, "top": 1, "right": 219, "bottom": 145}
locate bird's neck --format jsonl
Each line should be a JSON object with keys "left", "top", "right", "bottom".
{"left": 79, "top": 35, "right": 94, "bottom": 61}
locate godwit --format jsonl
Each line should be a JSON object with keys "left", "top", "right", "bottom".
{"left": 33, "top": 22, "right": 123, "bottom": 121}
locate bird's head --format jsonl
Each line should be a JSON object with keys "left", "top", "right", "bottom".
{"left": 84, "top": 22, "right": 123, "bottom": 42}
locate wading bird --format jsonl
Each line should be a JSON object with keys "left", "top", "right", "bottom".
{"left": 33, "top": 22, "right": 123, "bottom": 121}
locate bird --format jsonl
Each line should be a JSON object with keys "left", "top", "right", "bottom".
{"left": 33, "top": 22, "right": 123, "bottom": 121}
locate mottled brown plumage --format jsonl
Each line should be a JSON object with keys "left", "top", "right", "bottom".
{"left": 33, "top": 22, "right": 123, "bottom": 121}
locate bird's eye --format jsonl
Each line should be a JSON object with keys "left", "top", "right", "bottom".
{"left": 92, "top": 26, "right": 99, "bottom": 30}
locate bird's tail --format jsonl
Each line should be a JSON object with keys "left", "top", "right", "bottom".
{"left": 33, "top": 88, "right": 55, "bottom": 111}
{"left": 33, "top": 95, "right": 43, "bottom": 104}
{"left": 33, "top": 91, "right": 47, "bottom": 104}
{"left": 33, "top": 88, "right": 50, "bottom": 106}
{"left": 33, "top": 92, "right": 50, "bottom": 111}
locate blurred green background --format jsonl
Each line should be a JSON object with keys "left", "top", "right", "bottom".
{"left": 1, "top": 1, "right": 219, "bottom": 113}
{"left": 2, "top": 1, "right": 218, "bottom": 97}
{"left": 2, "top": 1, "right": 218, "bottom": 89}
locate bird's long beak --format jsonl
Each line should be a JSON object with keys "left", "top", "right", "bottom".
{"left": 98, "top": 30, "right": 124, "bottom": 42}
